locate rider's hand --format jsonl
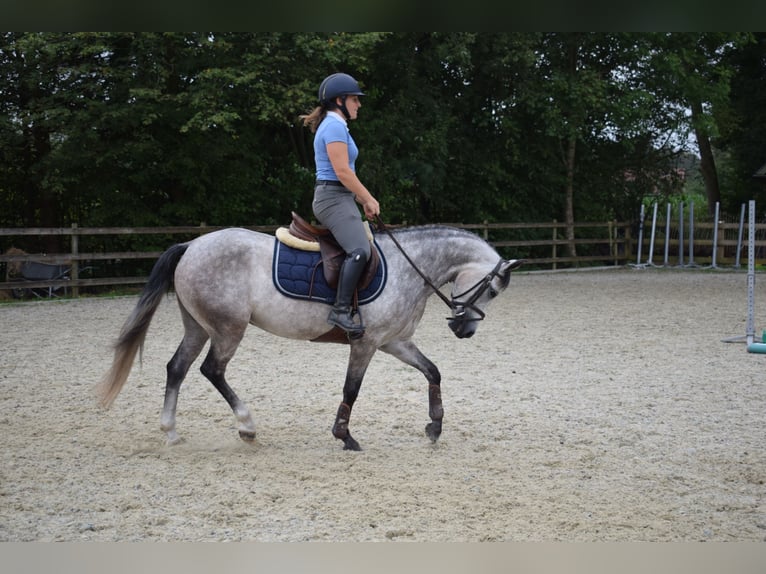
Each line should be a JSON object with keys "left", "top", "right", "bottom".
{"left": 362, "top": 197, "right": 380, "bottom": 220}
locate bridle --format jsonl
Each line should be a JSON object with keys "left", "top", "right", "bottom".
{"left": 449, "top": 258, "right": 505, "bottom": 323}
{"left": 374, "top": 216, "right": 505, "bottom": 326}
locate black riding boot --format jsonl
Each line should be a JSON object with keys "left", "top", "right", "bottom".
{"left": 327, "top": 248, "right": 367, "bottom": 338}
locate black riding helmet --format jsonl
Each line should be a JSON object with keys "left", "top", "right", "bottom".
{"left": 318, "top": 72, "right": 364, "bottom": 120}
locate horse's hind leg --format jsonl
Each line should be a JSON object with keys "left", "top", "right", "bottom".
{"left": 332, "top": 343, "right": 378, "bottom": 451}
{"left": 200, "top": 328, "right": 256, "bottom": 442}
{"left": 162, "top": 310, "right": 209, "bottom": 445}
{"left": 380, "top": 340, "right": 443, "bottom": 443}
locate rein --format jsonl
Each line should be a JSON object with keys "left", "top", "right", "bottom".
{"left": 374, "top": 216, "right": 503, "bottom": 323}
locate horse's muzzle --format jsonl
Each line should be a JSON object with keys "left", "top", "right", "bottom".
{"left": 448, "top": 318, "right": 476, "bottom": 339}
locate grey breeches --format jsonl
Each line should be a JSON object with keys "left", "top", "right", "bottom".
{"left": 312, "top": 183, "right": 372, "bottom": 261}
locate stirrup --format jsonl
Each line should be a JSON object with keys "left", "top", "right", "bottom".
{"left": 327, "top": 307, "right": 365, "bottom": 338}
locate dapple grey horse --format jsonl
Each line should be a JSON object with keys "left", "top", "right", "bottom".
{"left": 97, "top": 224, "right": 522, "bottom": 451}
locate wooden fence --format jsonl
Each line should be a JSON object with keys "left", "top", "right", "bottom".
{"left": 1, "top": 217, "right": 763, "bottom": 298}
{"left": 0, "top": 221, "right": 634, "bottom": 297}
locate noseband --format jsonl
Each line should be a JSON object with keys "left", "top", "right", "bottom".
{"left": 448, "top": 258, "right": 504, "bottom": 324}
{"left": 375, "top": 217, "right": 504, "bottom": 325}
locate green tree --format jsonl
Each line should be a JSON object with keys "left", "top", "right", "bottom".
{"left": 0, "top": 32, "right": 388, "bottom": 241}
{"left": 505, "top": 33, "right": 670, "bottom": 256}
{"left": 645, "top": 32, "right": 754, "bottom": 216}
{"left": 2, "top": 31, "right": 759, "bottom": 259}
{"left": 717, "top": 32, "right": 766, "bottom": 211}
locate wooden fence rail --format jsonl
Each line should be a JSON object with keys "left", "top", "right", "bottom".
{"left": 2, "top": 217, "right": 763, "bottom": 298}
{"left": 0, "top": 221, "right": 634, "bottom": 297}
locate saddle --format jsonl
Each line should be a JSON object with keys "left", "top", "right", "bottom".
{"left": 276, "top": 212, "right": 380, "bottom": 291}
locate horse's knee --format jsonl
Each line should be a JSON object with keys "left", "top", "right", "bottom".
{"left": 426, "top": 364, "right": 441, "bottom": 386}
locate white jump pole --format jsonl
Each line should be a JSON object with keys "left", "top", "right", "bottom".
{"left": 735, "top": 203, "right": 745, "bottom": 269}
{"left": 711, "top": 201, "right": 720, "bottom": 269}
{"left": 688, "top": 201, "right": 696, "bottom": 267}
{"left": 722, "top": 200, "right": 761, "bottom": 346}
{"left": 663, "top": 203, "right": 671, "bottom": 267}
{"left": 746, "top": 200, "right": 766, "bottom": 353}
{"left": 636, "top": 203, "right": 645, "bottom": 266}
{"left": 647, "top": 202, "right": 658, "bottom": 265}
{"left": 678, "top": 201, "right": 684, "bottom": 266}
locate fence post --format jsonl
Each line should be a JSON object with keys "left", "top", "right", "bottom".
{"left": 552, "top": 219, "right": 557, "bottom": 270}
{"left": 71, "top": 223, "right": 79, "bottom": 297}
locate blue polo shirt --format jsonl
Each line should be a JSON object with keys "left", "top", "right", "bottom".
{"left": 314, "top": 111, "right": 358, "bottom": 181}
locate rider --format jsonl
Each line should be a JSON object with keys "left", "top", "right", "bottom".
{"left": 300, "top": 72, "right": 381, "bottom": 338}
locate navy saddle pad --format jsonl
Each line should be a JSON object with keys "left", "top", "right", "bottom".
{"left": 272, "top": 239, "right": 387, "bottom": 305}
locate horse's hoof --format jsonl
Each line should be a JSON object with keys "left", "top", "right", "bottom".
{"left": 343, "top": 435, "right": 362, "bottom": 451}
{"left": 239, "top": 430, "right": 256, "bottom": 442}
{"left": 425, "top": 421, "right": 442, "bottom": 442}
{"left": 166, "top": 435, "right": 185, "bottom": 446}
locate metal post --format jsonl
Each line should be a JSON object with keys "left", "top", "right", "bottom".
{"left": 747, "top": 200, "right": 756, "bottom": 346}
{"left": 688, "top": 201, "right": 695, "bottom": 266}
{"left": 735, "top": 203, "right": 745, "bottom": 269}
{"left": 71, "top": 223, "right": 79, "bottom": 297}
{"left": 678, "top": 202, "right": 684, "bottom": 266}
{"left": 636, "top": 204, "right": 645, "bottom": 266}
{"left": 711, "top": 201, "right": 720, "bottom": 268}
{"left": 663, "top": 203, "right": 671, "bottom": 266}
{"left": 552, "top": 219, "right": 557, "bottom": 271}
{"left": 648, "top": 202, "right": 658, "bottom": 265}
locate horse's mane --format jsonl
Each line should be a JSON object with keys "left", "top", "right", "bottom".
{"left": 380, "top": 224, "right": 499, "bottom": 265}
{"left": 385, "top": 224, "right": 483, "bottom": 241}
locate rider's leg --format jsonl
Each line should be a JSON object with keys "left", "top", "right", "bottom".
{"left": 327, "top": 248, "right": 368, "bottom": 336}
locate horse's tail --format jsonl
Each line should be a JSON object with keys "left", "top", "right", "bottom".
{"left": 96, "top": 242, "right": 189, "bottom": 409}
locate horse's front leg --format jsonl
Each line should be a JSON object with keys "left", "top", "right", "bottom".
{"left": 426, "top": 383, "right": 443, "bottom": 442}
{"left": 379, "top": 340, "right": 443, "bottom": 443}
{"left": 332, "top": 343, "right": 377, "bottom": 451}
{"left": 332, "top": 401, "right": 359, "bottom": 451}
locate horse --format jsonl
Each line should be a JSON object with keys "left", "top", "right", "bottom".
{"left": 97, "top": 223, "right": 523, "bottom": 451}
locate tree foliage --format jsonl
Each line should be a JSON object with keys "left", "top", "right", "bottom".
{"left": 1, "top": 32, "right": 762, "bottom": 252}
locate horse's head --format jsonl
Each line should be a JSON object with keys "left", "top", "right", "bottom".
{"left": 447, "top": 258, "right": 523, "bottom": 339}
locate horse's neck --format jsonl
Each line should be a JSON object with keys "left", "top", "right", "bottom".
{"left": 392, "top": 228, "right": 492, "bottom": 287}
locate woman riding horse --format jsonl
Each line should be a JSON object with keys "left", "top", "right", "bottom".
{"left": 299, "top": 72, "right": 380, "bottom": 339}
